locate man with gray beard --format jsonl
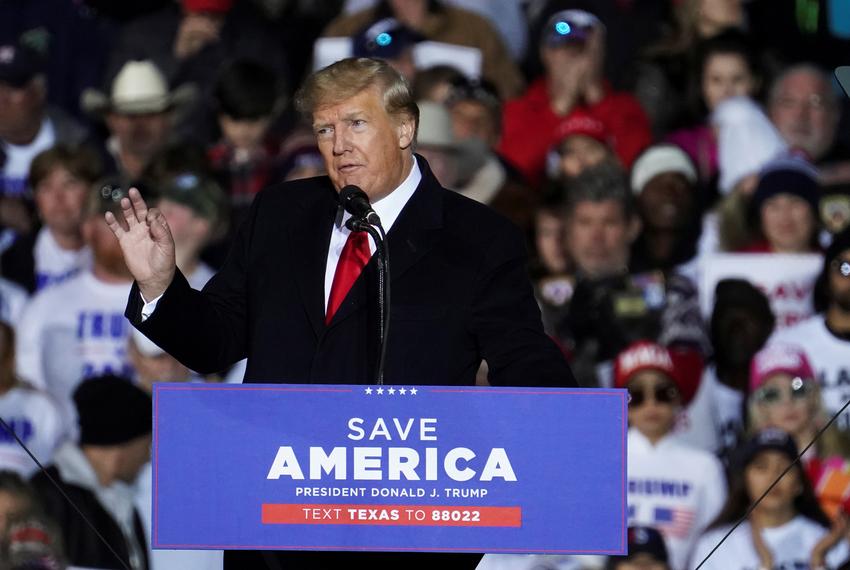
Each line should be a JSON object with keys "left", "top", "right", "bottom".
{"left": 767, "top": 64, "right": 850, "bottom": 183}
{"left": 15, "top": 185, "right": 137, "bottom": 428}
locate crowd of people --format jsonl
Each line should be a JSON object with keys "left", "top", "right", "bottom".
{"left": 1, "top": 0, "right": 850, "bottom": 568}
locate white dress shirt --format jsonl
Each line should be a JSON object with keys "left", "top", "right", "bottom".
{"left": 322, "top": 157, "right": 421, "bottom": 312}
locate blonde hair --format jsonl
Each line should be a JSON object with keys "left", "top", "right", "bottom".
{"left": 748, "top": 382, "right": 850, "bottom": 459}
{"left": 295, "top": 57, "right": 419, "bottom": 139}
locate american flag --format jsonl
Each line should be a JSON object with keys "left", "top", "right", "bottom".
{"left": 653, "top": 506, "right": 695, "bottom": 538}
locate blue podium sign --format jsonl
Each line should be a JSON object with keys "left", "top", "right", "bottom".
{"left": 152, "top": 383, "right": 627, "bottom": 554}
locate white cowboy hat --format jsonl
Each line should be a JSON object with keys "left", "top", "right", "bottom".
{"left": 81, "top": 60, "right": 196, "bottom": 116}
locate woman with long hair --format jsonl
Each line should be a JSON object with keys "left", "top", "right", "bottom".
{"left": 748, "top": 343, "right": 850, "bottom": 519}
{"left": 691, "top": 429, "right": 849, "bottom": 569}
{"left": 635, "top": 0, "right": 747, "bottom": 137}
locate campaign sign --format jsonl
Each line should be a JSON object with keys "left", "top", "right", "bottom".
{"left": 152, "top": 384, "right": 627, "bottom": 554}
{"left": 700, "top": 253, "right": 821, "bottom": 329}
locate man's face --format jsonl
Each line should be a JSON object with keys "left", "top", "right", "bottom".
{"left": 0, "top": 490, "right": 29, "bottom": 538}
{"left": 566, "top": 199, "right": 635, "bottom": 278}
{"left": 117, "top": 434, "right": 152, "bottom": 483}
{"left": 416, "top": 146, "right": 458, "bottom": 188}
{"left": 83, "top": 214, "right": 132, "bottom": 279}
{"left": 769, "top": 70, "right": 838, "bottom": 161}
{"left": 714, "top": 305, "right": 772, "bottom": 367}
{"left": 106, "top": 111, "right": 171, "bottom": 157}
{"left": 450, "top": 100, "right": 498, "bottom": 147}
{"left": 218, "top": 115, "right": 270, "bottom": 152}
{"left": 156, "top": 198, "right": 210, "bottom": 256}
{"left": 34, "top": 166, "right": 89, "bottom": 236}
{"left": 313, "top": 86, "right": 414, "bottom": 202}
{"left": 128, "top": 341, "right": 189, "bottom": 392}
{"left": 0, "top": 78, "right": 45, "bottom": 142}
{"left": 637, "top": 172, "right": 694, "bottom": 231}
{"left": 540, "top": 42, "right": 585, "bottom": 78}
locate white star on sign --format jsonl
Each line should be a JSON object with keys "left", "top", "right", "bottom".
{"left": 365, "top": 387, "right": 373, "bottom": 395}
{"left": 388, "top": 387, "right": 396, "bottom": 395}
{"left": 409, "top": 387, "right": 418, "bottom": 395}
{"left": 376, "top": 387, "right": 384, "bottom": 395}
{"left": 399, "top": 387, "right": 407, "bottom": 395}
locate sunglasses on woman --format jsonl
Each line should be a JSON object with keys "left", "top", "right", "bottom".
{"left": 627, "top": 383, "right": 679, "bottom": 407}
{"left": 753, "top": 378, "right": 814, "bottom": 405}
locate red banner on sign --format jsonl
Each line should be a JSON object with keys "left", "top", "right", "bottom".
{"left": 262, "top": 503, "right": 522, "bottom": 528}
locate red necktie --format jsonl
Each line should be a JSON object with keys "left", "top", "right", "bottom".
{"left": 326, "top": 230, "right": 371, "bottom": 324}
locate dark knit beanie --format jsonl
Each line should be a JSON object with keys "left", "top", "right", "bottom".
{"left": 73, "top": 375, "right": 152, "bottom": 446}
{"left": 750, "top": 157, "right": 820, "bottom": 221}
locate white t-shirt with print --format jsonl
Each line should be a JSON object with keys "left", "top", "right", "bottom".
{"left": 771, "top": 315, "right": 850, "bottom": 431}
{"left": 0, "top": 384, "right": 66, "bottom": 476}
{"left": 15, "top": 271, "right": 134, "bottom": 422}
{"left": 628, "top": 429, "right": 727, "bottom": 570}
{"left": 33, "top": 227, "right": 92, "bottom": 291}
{"left": 675, "top": 365, "right": 745, "bottom": 456}
{"left": 1, "top": 118, "right": 55, "bottom": 196}
{"left": 691, "top": 515, "right": 849, "bottom": 570}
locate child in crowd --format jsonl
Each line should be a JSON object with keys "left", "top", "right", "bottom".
{"left": 692, "top": 428, "right": 849, "bottom": 569}
{"left": 748, "top": 343, "right": 850, "bottom": 519}
{"left": 617, "top": 340, "right": 726, "bottom": 570}
{"left": 548, "top": 112, "right": 618, "bottom": 181}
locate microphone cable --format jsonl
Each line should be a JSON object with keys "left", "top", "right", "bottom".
{"left": 0, "top": 414, "right": 132, "bottom": 570}
{"left": 694, "top": 396, "right": 850, "bottom": 569}
{"left": 345, "top": 217, "right": 391, "bottom": 385}
{"left": 376, "top": 224, "right": 390, "bottom": 385}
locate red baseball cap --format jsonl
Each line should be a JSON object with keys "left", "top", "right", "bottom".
{"left": 749, "top": 344, "right": 815, "bottom": 393}
{"left": 614, "top": 341, "right": 676, "bottom": 389}
{"left": 555, "top": 112, "right": 609, "bottom": 146}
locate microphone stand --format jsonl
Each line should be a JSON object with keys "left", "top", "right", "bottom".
{"left": 346, "top": 217, "right": 391, "bottom": 385}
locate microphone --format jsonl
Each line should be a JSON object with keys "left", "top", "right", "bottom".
{"left": 338, "top": 185, "right": 391, "bottom": 385}
{"left": 340, "top": 185, "right": 381, "bottom": 226}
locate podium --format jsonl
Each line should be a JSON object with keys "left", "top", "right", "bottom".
{"left": 151, "top": 383, "right": 627, "bottom": 555}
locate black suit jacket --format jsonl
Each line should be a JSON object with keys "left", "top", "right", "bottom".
{"left": 127, "top": 155, "right": 576, "bottom": 568}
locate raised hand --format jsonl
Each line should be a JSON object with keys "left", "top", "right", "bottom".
{"left": 105, "top": 188, "right": 176, "bottom": 301}
{"left": 173, "top": 13, "right": 221, "bottom": 60}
